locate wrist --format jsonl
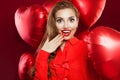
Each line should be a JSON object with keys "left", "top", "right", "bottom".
{"left": 41, "top": 48, "right": 51, "bottom": 53}
{"left": 36, "top": 49, "right": 50, "bottom": 61}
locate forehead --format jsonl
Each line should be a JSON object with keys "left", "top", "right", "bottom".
{"left": 55, "top": 8, "right": 76, "bottom": 18}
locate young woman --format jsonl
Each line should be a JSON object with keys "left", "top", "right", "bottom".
{"left": 33, "top": 0, "right": 89, "bottom": 80}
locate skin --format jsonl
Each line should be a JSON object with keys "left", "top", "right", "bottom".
{"left": 55, "top": 8, "right": 79, "bottom": 40}
{"left": 41, "top": 8, "right": 79, "bottom": 53}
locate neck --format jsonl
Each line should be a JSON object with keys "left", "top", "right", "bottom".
{"left": 60, "top": 41, "right": 66, "bottom": 51}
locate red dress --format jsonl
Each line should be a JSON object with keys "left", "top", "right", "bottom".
{"left": 34, "top": 37, "right": 89, "bottom": 80}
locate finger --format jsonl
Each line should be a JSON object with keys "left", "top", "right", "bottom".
{"left": 46, "top": 36, "right": 49, "bottom": 42}
{"left": 44, "top": 36, "right": 49, "bottom": 44}
{"left": 55, "top": 36, "right": 64, "bottom": 44}
{"left": 51, "top": 34, "right": 61, "bottom": 42}
{"left": 54, "top": 40, "right": 63, "bottom": 48}
{"left": 52, "top": 34, "right": 63, "bottom": 43}
{"left": 54, "top": 38, "right": 63, "bottom": 46}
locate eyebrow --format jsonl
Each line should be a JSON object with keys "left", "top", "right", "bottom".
{"left": 55, "top": 16, "right": 75, "bottom": 19}
{"left": 69, "top": 16, "right": 75, "bottom": 18}
{"left": 55, "top": 17, "right": 62, "bottom": 19}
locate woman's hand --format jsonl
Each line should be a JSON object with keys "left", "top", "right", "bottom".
{"left": 41, "top": 34, "right": 64, "bottom": 53}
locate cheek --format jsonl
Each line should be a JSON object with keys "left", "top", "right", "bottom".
{"left": 56, "top": 23, "right": 63, "bottom": 30}
{"left": 69, "top": 23, "right": 78, "bottom": 31}
{"left": 72, "top": 28, "right": 77, "bottom": 35}
{"left": 70, "top": 22, "right": 78, "bottom": 35}
{"left": 55, "top": 23, "right": 63, "bottom": 34}
{"left": 69, "top": 21, "right": 78, "bottom": 28}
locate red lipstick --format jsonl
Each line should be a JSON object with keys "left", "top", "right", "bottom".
{"left": 61, "top": 30, "right": 71, "bottom": 36}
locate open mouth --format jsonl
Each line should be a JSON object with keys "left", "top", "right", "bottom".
{"left": 61, "top": 30, "right": 71, "bottom": 36}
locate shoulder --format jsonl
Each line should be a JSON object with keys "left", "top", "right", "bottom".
{"left": 75, "top": 37, "right": 88, "bottom": 56}
{"left": 68, "top": 37, "right": 88, "bottom": 49}
{"left": 75, "top": 37, "right": 87, "bottom": 47}
{"left": 73, "top": 37, "right": 88, "bottom": 52}
{"left": 70, "top": 37, "right": 88, "bottom": 58}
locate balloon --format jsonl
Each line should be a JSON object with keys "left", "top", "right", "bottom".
{"left": 70, "top": 0, "right": 106, "bottom": 27}
{"left": 42, "top": 0, "right": 61, "bottom": 12}
{"left": 43, "top": 0, "right": 106, "bottom": 28}
{"left": 18, "top": 52, "right": 35, "bottom": 80}
{"left": 15, "top": 5, "right": 48, "bottom": 48}
{"left": 15, "top": 0, "right": 106, "bottom": 47}
{"left": 77, "top": 30, "right": 89, "bottom": 42}
{"left": 88, "top": 26, "right": 120, "bottom": 79}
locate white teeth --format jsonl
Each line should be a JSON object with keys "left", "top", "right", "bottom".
{"left": 63, "top": 31, "right": 70, "bottom": 33}
{"left": 62, "top": 30, "right": 71, "bottom": 36}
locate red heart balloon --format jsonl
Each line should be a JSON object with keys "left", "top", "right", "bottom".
{"left": 15, "top": 5, "right": 48, "bottom": 48}
{"left": 18, "top": 52, "right": 35, "bottom": 80}
{"left": 77, "top": 30, "right": 89, "bottom": 42}
{"left": 42, "top": 0, "right": 61, "bottom": 12}
{"left": 70, "top": 0, "right": 106, "bottom": 27}
{"left": 43, "top": 0, "right": 106, "bottom": 28}
{"left": 88, "top": 26, "right": 120, "bottom": 79}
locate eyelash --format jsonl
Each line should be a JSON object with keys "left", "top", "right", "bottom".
{"left": 56, "top": 19, "right": 62, "bottom": 23}
{"left": 70, "top": 18, "right": 75, "bottom": 22}
{"left": 56, "top": 18, "right": 75, "bottom": 23}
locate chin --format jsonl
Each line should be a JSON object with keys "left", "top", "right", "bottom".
{"left": 63, "top": 36, "right": 73, "bottom": 40}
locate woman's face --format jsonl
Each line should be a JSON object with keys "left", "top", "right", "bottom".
{"left": 55, "top": 8, "right": 79, "bottom": 40}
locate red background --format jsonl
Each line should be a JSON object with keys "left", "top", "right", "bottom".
{"left": 0, "top": 0, "right": 120, "bottom": 80}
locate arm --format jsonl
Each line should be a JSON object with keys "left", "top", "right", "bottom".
{"left": 33, "top": 50, "right": 50, "bottom": 80}
{"left": 34, "top": 34, "right": 63, "bottom": 80}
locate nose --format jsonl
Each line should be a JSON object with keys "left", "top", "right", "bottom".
{"left": 63, "top": 21, "right": 68, "bottom": 28}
